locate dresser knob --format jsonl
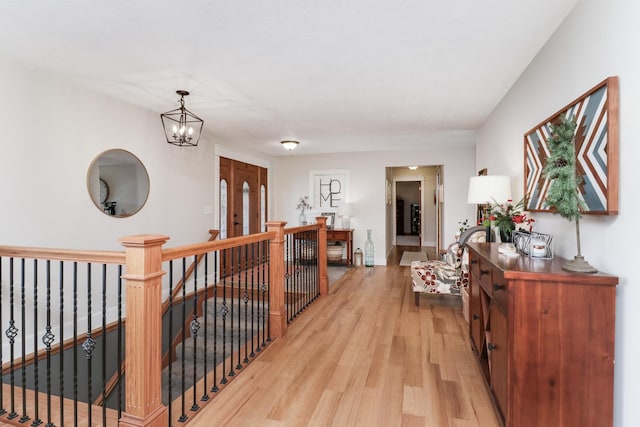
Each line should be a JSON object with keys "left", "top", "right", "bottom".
{"left": 488, "top": 343, "right": 496, "bottom": 351}
{"left": 480, "top": 269, "right": 490, "bottom": 276}
{"left": 470, "top": 259, "right": 478, "bottom": 265}
{"left": 493, "top": 283, "right": 505, "bottom": 291}
{"left": 473, "top": 314, "right": 479, "bottom": 320}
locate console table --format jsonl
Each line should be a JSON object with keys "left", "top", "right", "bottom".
{"left": 467, "top": 242, "right": 618, "bottom": 427}
{"left": 326, "top": 228, "right": 354, "bottom": 266}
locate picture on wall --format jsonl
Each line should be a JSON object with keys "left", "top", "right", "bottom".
{"left": 524, "top": 76, "right": 619, "bottom": 214}
{"left": 309, "top": 169, "right": 350, "bottom": 212}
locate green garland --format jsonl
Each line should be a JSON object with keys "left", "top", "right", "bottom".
{"left": 542, "top": 114, "right": 585, "bottom": 221}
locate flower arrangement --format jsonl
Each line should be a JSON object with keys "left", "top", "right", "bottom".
{"left": 479, "top": 197, "right": 534, "bottom": 242}
{"left": 296, "top": 196, "right": 312, "bottom": 213}
{"left": 296, "top": 196, "right": 312, "bottom": 225}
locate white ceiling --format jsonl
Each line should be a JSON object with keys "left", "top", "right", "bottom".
{"left": 0, "top": 1, "right": 577, "bottom": 157}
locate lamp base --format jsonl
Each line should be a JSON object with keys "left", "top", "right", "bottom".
{"left": 562, "top": 255, "right": 597, "bottom": 273}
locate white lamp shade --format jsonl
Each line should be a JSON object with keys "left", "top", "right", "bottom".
{"left": 467, "top": 175, "right": 512, "bottom": 204}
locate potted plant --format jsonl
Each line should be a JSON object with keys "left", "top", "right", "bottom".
{"left": 542, "top": 114, "right": 597, "bottom": 272}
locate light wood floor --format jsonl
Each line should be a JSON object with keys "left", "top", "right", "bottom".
{"left": 186, "top": 246, "right": 502, "bottom": 427}
{"left": 0, "top": 246, "right": 499, "bottom": 427}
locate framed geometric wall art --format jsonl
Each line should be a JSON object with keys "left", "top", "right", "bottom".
{"left": 524, "top": 76, "right": 619, "bottom": 214}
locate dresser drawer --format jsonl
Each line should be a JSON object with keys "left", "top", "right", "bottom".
{"left": 491, "top": 269, "right": 508, "bottom": 313}
{"left": 469, "top": 251, "right": 481, "bottom": 279}
{"left": 477, "top": 258, "right": 493, "bottom": 295}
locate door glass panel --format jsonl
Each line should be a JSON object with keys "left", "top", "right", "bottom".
{"left": 242, "top": 181, "right": 250, "bottom": 235}
{"left": 261, "top": 185, "right": 266, "bottom": 232}
{"left": 220, "top": 179, "right": 228, "bottom": 239}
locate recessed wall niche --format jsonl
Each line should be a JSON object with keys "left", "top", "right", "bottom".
{"left": 87, "top": 149, "right": 150, "bottom": 217}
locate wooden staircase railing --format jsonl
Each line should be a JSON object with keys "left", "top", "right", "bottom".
{"left": 0, "top": 220, "right": 328, "bottom": 427}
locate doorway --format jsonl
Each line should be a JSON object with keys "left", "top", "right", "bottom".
{"left": 388, "top": 165, "right": 443, "bottom": 259}
{"left": 395, "top": 181, "right": 421, "bottom": 247}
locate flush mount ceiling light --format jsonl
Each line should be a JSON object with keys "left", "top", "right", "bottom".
{"left": 408, "top": 166, "right": 418, "bottom": 170}
{"left": 281, "top": 140, "right": 299, "bottom": 151}
{"left": 160, "top": 90, "right": 204, "bottom": 147}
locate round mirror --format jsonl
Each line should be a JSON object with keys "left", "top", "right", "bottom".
{"left": 87, "top": 149, "right": 150, "bottom": 217}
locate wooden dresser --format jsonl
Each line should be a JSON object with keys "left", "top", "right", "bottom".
{"left": 466, "top": 242, "right": 618, "bottom": 427}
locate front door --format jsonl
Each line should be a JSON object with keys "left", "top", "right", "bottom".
{"left": 219, "top": 157, "right": 268, "bottom": 271}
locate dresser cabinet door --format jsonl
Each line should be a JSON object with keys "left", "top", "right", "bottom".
{"left": 489, "top": 304, "right": 508, "bottom": 418}
{"left": 469, "top": 271, "right": 484, "bottom": 354}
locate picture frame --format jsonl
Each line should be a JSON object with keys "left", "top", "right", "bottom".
{"left": 385, "top": 179, "right": 392, "bottom": 205}
{"left": 476, "top": 168, "right": 488, "bottom": 225}
{"left": 309, "top": 169, "right": 350, "bottom": 212}
{"left": 524, "top": 76, "right": 619, "bottom": 215}
{"left": 321, "top": 212, "right": 336, "bottom": 229}
{"left": 513, "top": 231, "right": 553, "bottom": 259}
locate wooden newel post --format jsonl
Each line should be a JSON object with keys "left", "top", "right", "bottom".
{"left": 266, "top": 221, "right": 287, "bottom": 339}
{"left": 315, "top": 217, "right": 329, "bottom": 296}
{"left": 119, "top": 235, "right": 169, "bottom": 427}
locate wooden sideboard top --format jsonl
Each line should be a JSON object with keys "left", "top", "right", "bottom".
{"left": 466, "top": 242, "right": 618, "bottom": 286}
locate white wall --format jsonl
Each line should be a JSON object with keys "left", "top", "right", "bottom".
{"left": 0, "top": 56, "right": 220, "bottom": 250}
{"left": 271, "top": 146, "right": 476, "bottom": 265}
{"left": 476, "top": 0, "right": 638, "bottom": 424}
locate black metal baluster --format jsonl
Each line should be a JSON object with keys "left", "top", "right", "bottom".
{"left": 266, "top": 244, "right": 272, "bottom": 344}
{"left": 285, "top": 235, "right": 291, "bottom": 321}
{"left": 228, "top": 248, "right": 237, "bottom": 377}
{"left": 235, "top": 245, "right": 243, "bottom": 371}
{"left": 32, "top": 259, "right": 42, "bottom": 427}
{"left": 101, "top": 264, "right": 107, "bottom": 427}
{"left": 260, "top": 249, "right": 268, "bottom": 348}
{"left": 242, "top": 244, "right": 249, "bottom": 364}
{"left": 258, "top": 248, "right": 265, "bottom": 350}
{"left": 201, "top": 253, "right": 210, "bottom": 402}
{"left": 20, "top": 258, "right": 30, "bottom": 424}
{"left": 40, "top": 260, "right": 55, "bottom": 426}
{"left": 73, "top": 262, "right": 78, "bottom": 427}
{"left": 315, "top": 229, "right": 320, "bottom": 298}
{"left": 84, "top": 264, "right": 96, "bottom": 427}
{"left": 210, "top": 251, "right": 219, "bottom": 394}
{"left": 167, "top": 261, "right": 174, "bottom": 424}
{"left": 117, "top": 264, "right": 123, "bottom": 421}
{"left": 7, "top": 258, "right": 18, "bottom": 420}
{"left": 178, "top": 257, "right": 187, "bottom": 423}
{"left": 249, "top": 244, "right": 256, "bottom": 359}
{"left": 220, "top": 249, "right": 228, "bottom": 385}
{"left": 0, "top": 257, "right": 4, "bottom": 417}
{"left": 190, "top": 255, "right": 200, "bottom": 413}
{"left": 296, "top": 233, "right": 301, "bottom": 318}
{"left": 58, "top": 261, "right": 64, "bottom": 427}
{"left": 43, "top": 260, "right": 55, "bottom": 427}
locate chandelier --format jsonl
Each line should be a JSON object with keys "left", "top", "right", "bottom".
{"left": 160, "top": 90, "right": 204, "bottom": 147}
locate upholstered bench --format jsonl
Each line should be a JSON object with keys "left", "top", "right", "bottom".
{"left": 411, "top": 226, "right": 488, "bottom": 306}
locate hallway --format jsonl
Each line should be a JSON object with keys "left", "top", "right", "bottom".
{"left": 187, "top": 262, "right": 500, "bottom": 426}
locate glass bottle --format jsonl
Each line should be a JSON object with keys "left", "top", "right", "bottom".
{"left": 299, "top": 210, "right": 307, "bottom": 225}
{"left": 364, "top": 229, "right": 374, "bottom": 267}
